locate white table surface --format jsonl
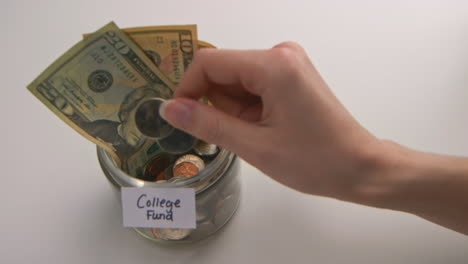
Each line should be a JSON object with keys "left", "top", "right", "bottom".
{"left": 3, "top": 0, "right": 468, "bottom": 263}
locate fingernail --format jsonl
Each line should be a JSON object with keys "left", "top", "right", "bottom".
{"left": 159, "top": 100, "right": 171, "bottom": 121}
{"left": 159, "top": 99, "right": 194, "bottom": 130}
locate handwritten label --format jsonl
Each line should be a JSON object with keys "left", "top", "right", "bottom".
{"left": 121, "top": 187, "right": 196, "bottom": 229}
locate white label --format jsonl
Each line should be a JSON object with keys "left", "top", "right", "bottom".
{"left": 121, "top": 187, "right": 196, "bottom": 229}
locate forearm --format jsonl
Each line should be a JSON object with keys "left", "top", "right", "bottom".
{"left": 353, "top": 141, "right": 468, "bottom": 235}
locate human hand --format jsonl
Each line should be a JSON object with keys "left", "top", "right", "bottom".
{"left": 159, "top": 42, "right": 382, "bottom": 199}
{"left": 159, "top": 42, "right": 468, "bottom": 235}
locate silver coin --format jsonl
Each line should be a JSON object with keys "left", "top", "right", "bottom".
{"left": 155, "top": 179, "right": 168, "bottom": 183}
{"left": 151, "top": 228, "right": 192, "bottom": 241}
{"left": 168, "top": 176, "right": 187, "bottom": 183}
{"left": 174, "top": 154, "right": 205, "bottom": 171}
{"left": 157, "top": 128, "right": 196, "bottom": 154}
{"left": 135, "top": 98, "right": 174, "bottom": 139}
{"left": 194, "top": 140, "right": 219, "bottom": 157}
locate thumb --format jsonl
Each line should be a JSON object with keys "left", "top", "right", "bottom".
{"left": 159, "top": 98, "right": 258, "bottom": 155}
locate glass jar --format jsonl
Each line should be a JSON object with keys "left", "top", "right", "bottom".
{"left": 97, "top": 146, "right": 241, "bottom": 243}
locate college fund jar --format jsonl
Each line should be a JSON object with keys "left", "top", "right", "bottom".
{"left": 97, "top": 145, "right": 241, "bottom": 243}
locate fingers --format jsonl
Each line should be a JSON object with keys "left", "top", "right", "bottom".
{"left": 175, "top": 49, "right": 269, "bottom": 99}
{"left": 160, "top": 97, "right": 260, "bottom": 155}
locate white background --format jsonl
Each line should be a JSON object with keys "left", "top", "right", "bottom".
{"left": 2, "top": 0, "right": 468, "bottom": 263}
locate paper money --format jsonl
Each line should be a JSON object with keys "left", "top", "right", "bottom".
{"left": 28, "top": 22, "right": 176, "bottom": 167}
{"left": 85, "top": 25, "right": 199, "bottom": 85}
{"left": 85, "top": 26, "right": 205, "bottom": 176}
{"left": 124, "top": 25, "right": 198, "bottom": 85}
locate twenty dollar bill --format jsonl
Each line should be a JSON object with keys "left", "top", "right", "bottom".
{"left": 85, "top": 25, "right": 200, "bottom": 85}
{"left": 28, "top": 22, "right": 175, "bottom": 166}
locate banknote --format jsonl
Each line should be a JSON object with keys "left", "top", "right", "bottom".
{"left": 28, "top": 22, "right": 176, "bottom": 167}
{"left": 86, "top": 27, "right": 213, "bottom": 177}
{"left": 124, "top": 25, "right": 198, "bottom": 85}
{"left": 85, "top": 25, "right": 199, "bottom": 85}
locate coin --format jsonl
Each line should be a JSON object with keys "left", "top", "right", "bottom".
{"left": 156, "top": 170, "right": 166, "bottom": 181}
{"left": 143, "top": 154, "right": 172, "bottom": 181}
{"left": 167, "top": 176, "right": 187, "bottom": 183}
{"left": 135, "top": 98, "right": 174, "bottom": 139}
{"left": 151, "top": 228, "right": 192, "bottom": 241}
{"left": 194, "top": 140, "right": 219, "bottom": 157}
{"left": 155, "top": 179, "right": 168, "bottom": 183}
{"left": 174, "top": 154, "right": 205, "bottom": 170}
{"left": 173, "top": 162, "right": 199, "bottom": 178}
{"left": 157, "top": 128, "right": 196, "bottom": 154}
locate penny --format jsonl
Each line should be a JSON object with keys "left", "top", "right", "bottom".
{"left": 156, "top": 170, "right": 166, "bottom": 181}
{"left": 174, "top": 154, "right": 205, "bottom": 171}
{"left": 143, "top": 154, "right": 172, "bottom": 181}
{"left": 173, "top": 162, "right": 199, "bottom": 178}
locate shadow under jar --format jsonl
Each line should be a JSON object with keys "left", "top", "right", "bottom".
{"left": 97, "top": 146, "right": 241, "bottom": 243}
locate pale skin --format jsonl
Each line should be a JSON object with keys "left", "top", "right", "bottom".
{"left": 159, "top": 42, "right": 468, "bottom": 235}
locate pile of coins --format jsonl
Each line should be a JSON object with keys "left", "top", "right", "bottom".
{"left": 142, "top": 140, "right": 219, "bottom": 183}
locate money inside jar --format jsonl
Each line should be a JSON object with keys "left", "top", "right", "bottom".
{"left": 142, "top": 153, "right": 173, "bottom": 181}
{"left": 28, "top": 21, "right": 240, "bottom": 243}
{"left": 194, "top": 140, "right": 219, "bottom": 157}
{"left": 152, "top": 227, "right": 193, "bottom": 241}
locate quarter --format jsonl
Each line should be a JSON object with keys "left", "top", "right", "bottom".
{"left": 151, "top": 228, "right": 192, "bottom": 241}
{"left": 194, "top": 140, "right": 219, "bottom": 157}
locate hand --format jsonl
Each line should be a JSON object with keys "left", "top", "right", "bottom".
{"left": 160, "top": 42, "right": 468, "bottom": 235}
{"left": 159, "top": 42, "right": 382, "bottom": 198}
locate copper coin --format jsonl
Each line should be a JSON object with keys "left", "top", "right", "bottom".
{"left": 156, "top": 170, "right": 166, "bottom": 181}
{"left": 174, "top": 154, "right": 205, "bottom": 170}
{"left": 173, "top": 162, "right": 200, "bottom": 178}
{"left": 143, "top": 154, "right": 171, "bottom": 181}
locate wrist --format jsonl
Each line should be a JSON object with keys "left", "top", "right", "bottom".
{"left": 342, "top": 139, "right": 416, "bottom": 211}
{"left": 349, "top": 141, "right": 468, "bottom": 234}
{"left": 348, "top": 139, "right": 468, "bottom": 216}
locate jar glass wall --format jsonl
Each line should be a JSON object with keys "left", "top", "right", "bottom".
{"left": 97, "top": 146, "right": 241, "bottom": 243}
